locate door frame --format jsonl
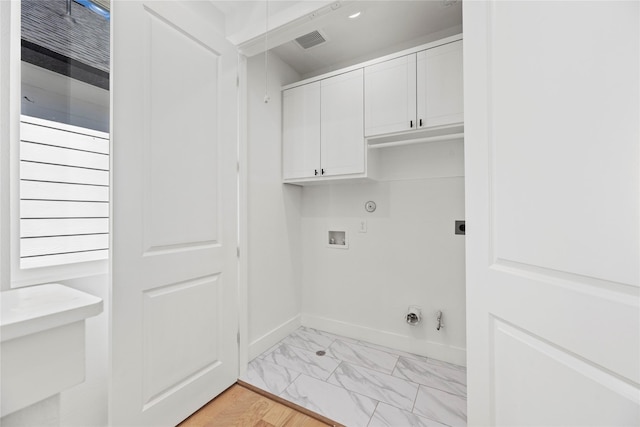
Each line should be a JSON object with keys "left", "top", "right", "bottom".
{"left": 0, "top": 0, "right": 20, "bottom": 291}
{"left": 237, "top": 52, "right": 249, "bottom": 378}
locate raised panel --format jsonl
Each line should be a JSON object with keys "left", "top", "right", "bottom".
{"left": 490, "top": 1, "right": 639, "bottom": 286}
{"left": 142, "top": 276, "right": 220, "bottom": 406}
{"left": 144, "top": 12, "right": 220, "bottom": 250}
{"left": 364, "top": 55, "right": 417, "bottom": 136}
{"left": 493, "top": 320, "right": 640, "bottom": 426}
{"left": 282, "top": 82, "right": 321, "bottom": 180}
{"left": 417, "top": 40, "right": 463, "bottom": 128}
{"left": 321, "top": 69, "right": 365, "bottom": 176}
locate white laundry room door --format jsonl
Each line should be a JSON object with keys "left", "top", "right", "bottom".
{"left": 110, "top": 1, "right": 239, "bottom": 425}
{"left": 464, "top": 1, "right": 639, "bottom": 425}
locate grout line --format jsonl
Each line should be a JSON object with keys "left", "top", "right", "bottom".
{"left": 411, "top": 383, "right": 420, "bottom": 414}
{"left": 333, "top": 339, "right": 401, "bottom": 376}
{"left": 324, "top": 360, "right": 343, "bottom": 384}
{"left": 330, "top": 360, "right": 423, "bottom": 416}
{"left": 390, "top": 354, "right": 401, "bottom": 377}
{"left": 281, "top": 372, "right": 302, "bottom": 397}
{"left": 419, "top": 384, "right": 468, "bottom": 399}
{"left": 366, "top": 401, "right": 380, "bottom": 427}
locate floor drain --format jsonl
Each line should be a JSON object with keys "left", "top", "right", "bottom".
{"left": 316, "top": 350, "right": 326, "bottom": 356}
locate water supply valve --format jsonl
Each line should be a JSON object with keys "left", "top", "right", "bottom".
{"left": 406, "top": 306, "right": 422, "bottom": 326}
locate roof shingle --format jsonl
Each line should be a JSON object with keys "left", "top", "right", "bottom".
{"left": 22, "top": 0, "right": 109, "bottom": 74}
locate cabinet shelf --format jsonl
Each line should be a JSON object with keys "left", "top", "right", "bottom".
{"left": 367, "top": 123, "right": 463, "bottom": 149}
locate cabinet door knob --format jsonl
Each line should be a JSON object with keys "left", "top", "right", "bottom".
{"left": 321, "top": 168, "right": 325, "bottom": 175}
{"left": 410, "top": 120, "right": 414, "bottom": 128}
{"left": 419, "top": 119, "right": 423, "bottom": 127}
{"left": 314, "top": 169, "right": 318, "bottom": 176}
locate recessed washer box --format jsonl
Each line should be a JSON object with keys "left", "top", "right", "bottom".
{"left": 328, "top": 230, "right": 348, "bottom": 249}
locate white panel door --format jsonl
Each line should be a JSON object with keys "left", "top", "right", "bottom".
{"left": 465, "top": 1, "right": 639, "bottom": 425}
{"left": 417, "top": 40, "right": 463, "bottom": 128}
{"left": 110, "top": 1, "right": 238, "bottom": 425}
{"left": 364, "top": 55, "right": 417, "bottom": 136}
{"left": 282, "top": 82, "right": 320, "bottom": 180}
{"left": 321, "top": 69, "right": 364, "bottom": 176}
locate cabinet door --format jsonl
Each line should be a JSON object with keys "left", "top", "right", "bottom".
{"left": 417, "top": 40, "right": 463, "bottom": 128}
{"left": 282, "top": 82, "right": 321, "bottom": 179}
{"left": 364, "top": 54, "right": 417, "bottom": 136}
{"left": 321, "top": 69, "right": 364, "bottom": 176}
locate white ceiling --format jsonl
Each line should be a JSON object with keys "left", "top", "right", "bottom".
{"left": 213, "top": 1, "right": 462, "bottom": 78}
{"left": 269, "top": 0, "right": 463, "bottom": 77}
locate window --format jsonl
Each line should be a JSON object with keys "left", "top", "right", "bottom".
{"left": 18, "top": 0, "right": 110, "bottom": 274}
{"left": 19, "top": 116, "right": 109, "bottom": 269}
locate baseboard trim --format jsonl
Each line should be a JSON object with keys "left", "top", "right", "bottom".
{"left": 248, "top": 314, "right": 301, "bottom": 360}
{"left": 301, "top": 313, "right": 466, "bottom": 366}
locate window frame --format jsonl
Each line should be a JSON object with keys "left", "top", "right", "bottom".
{"left": 3, "top": 1, "right": 110, "bottom": 289}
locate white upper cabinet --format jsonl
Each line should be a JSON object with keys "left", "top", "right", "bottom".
{"left": 282, "top": 69, "right": 366, "bottom": 183}
{"left": 364, "top": 38, "right": 463, "bottom": 138}
{"left": 282, "top": 81, "right": 321, "bottom": 180}
{"left": 282, "top": 35, "right": 462, "bottom": 183}
{"left": 417, "top": 40, "right": 463, "bottom": 128}
{"left": 321, "top": 69, "right": 365, "bottom": 177}
{"left": 364, "top": 55, "right": 417, "bottom": 136}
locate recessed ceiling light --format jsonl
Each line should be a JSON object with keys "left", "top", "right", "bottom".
{"left": 348, "top": 11, "right": 361, "bottom": 19}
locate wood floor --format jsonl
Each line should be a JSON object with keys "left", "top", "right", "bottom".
{"left": 178, "top": 382, "right": 343, "bottom": 427}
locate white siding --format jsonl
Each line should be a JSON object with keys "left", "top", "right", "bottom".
{"left": 20, "top": 116, "right": 109, "bottom": 268}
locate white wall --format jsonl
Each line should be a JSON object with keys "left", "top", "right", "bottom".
{"left": 301, "top": 140, "right": 467, "bottom": 365}
{"left": 58, "top": 275, "right": 109, "bottom": 426}
{"left": 246, "top": 52, "right": 304, "bottom": 358}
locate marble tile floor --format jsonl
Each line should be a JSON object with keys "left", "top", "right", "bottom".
{"left": 240, "top": 327, "right": 467, "bottom": 427}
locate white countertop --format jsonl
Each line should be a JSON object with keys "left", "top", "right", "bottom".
{"left": 1, "top": 284, "right": 103, "bottom": 342}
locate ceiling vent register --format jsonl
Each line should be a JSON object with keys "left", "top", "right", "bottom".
{"left": 295, "top": 30, "right": 327, "bottom": 50}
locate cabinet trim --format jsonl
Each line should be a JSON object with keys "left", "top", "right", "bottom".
{"left": 367, "top": 123, "right": 463, "bottom": 149}
{"left": 281, "top": 34, "right": 462, "bottom": 91}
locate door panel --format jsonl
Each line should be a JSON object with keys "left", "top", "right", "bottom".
{"left": 282, "top": 82, "right": 320, "bottom": 179}
{"left": 417, "top": 40, "right": 463, "bottom": 128}
{"left": 493, "top": 320, "right": 638, "bottom": 426}
{"left": 321, "top": 69, "right": 364, "bottom": 176}
{"left": 490, "top": 3, "right": 638, "bottom": 285}
{"left": 142, "top": 276, "right": 220, "bottom": 407}
{"left": 464, "top": 1, "right": 639, "bottom": 425}
{"left": 144, "top": 9, "right": 219, "bottom": 249}
{"left": 111, "top": 1, "right": 238, "bottom": 425}
{"left": 364, "top": 55, "right": 416, "bottom": 136}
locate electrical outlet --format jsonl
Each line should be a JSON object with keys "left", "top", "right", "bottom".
{"left": 359, "top": 220, "right": 367, "bottom": 233}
